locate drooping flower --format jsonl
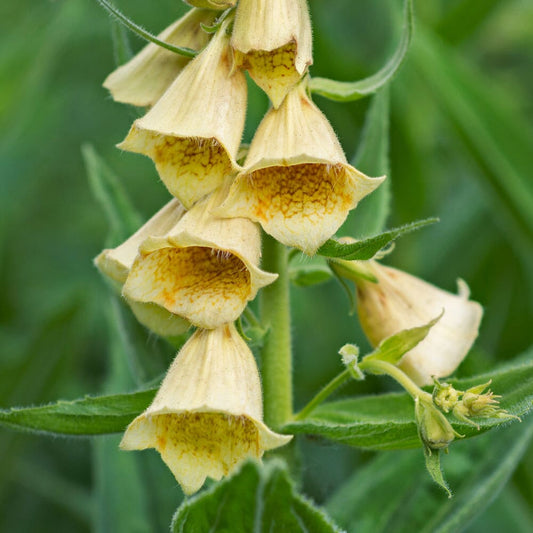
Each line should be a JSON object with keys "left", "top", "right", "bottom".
{"left": 103, "top": 8, "right": 216, "bottom": 107}
{"left": 122, "top": 188, "right": 277, "bottom": 329}
{"left": 120, "top": 324, "right": 292, "bottom": 494}
{"left": 217, "top": 82, "right": 385, "bottom": 254}
{"left": 118, "top": 19, "right": 247, "bottom": 208}
{"left": 231, "top": 0, "right": 312, "bottom": 108}
{"left": 353, "top": 261, "right": 483, "bottom": 385}
{"left": 94, "top": 199, "right": 190, "bottom": 336}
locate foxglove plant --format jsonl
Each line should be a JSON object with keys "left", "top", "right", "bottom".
{"left": 1, "top": 0, "right": 530, "bottom": 530}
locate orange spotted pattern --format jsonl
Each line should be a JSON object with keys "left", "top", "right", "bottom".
{"left": 124, "top": 246, "right": 251, "bottom": 329}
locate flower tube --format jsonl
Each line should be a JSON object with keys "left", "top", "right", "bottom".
{"left": 118, "top": 19, "right": 247, "bottom": 208}
{"left": 103, "top": 9, "right": 216, "bottom": 107}
{"left": 231, "top": 0, "right": 312, "bottom": 108}
{"left": 122, "top": 188, "right": 277, "bottom": 329}
{"left": 354, "top": 261, "right": 483, "bottom": 385}
{"left": 218, "top": 83, "right": 385, "bottom": 254}
{"left": 120, "top": 324, "right": 292, "bottom": 494}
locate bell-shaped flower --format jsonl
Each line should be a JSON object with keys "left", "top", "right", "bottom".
{"left": 231, "top": 0, "right": 312, "bottom": 108}
{"left": 94, "top": 199, "right": 190, "bottom": 336}
{"left": 184, "top": 1, "right": 237, "bottom": 10}
{"left": 120, "top": 324, "right": 292, "bottom": 494}
{"left": 118, "top": 20, "right": 247, "bottom": 208}
{"left": 103, "top": 9, "right": 216, "bottom": 107}
{"left": 122, "top": 188, "right": 277, "bottom": 329}
{"left": 217, "top": 83, "right": 385, "bottom": 254}
{"left": 354, "top": 261, "right": 483, "bottom": 385}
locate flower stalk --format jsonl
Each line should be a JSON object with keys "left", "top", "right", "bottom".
{"left": 260, "top": 233, "right": 293, "bottom": 430}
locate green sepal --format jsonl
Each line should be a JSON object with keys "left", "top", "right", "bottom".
{"left": 363, "top": 312, "right": 442, "bottom": 366}
{"left": 290, "top": 262, "right": 333, "bottom": 287}
{"left": 423, "top": 446, "right": 452, "bottom": 498}
{"left": 309, "top": 0, "right": 413, "bottom": 102}
{"left": 317, "top": 218, "right": 439, "bottom": 261}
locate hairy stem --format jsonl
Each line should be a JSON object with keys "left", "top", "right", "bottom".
{"left": 260, "top": 234, "right": 293, "bottom": 429}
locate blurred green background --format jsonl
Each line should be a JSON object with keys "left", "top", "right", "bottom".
{"left": 1, "top": 0, "right": 532, "bottom": 531}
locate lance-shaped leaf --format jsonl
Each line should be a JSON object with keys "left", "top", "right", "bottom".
{"left": 310, "top": 0, "right": 413, "bottom": 102}
{"left": 171, "top": 460, "right": 341, "bottom": 532}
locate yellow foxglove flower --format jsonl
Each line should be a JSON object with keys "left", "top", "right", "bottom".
{"left": 231, "top": 0, "right": 312, "bottom": 108}
{"left": 355, "top": 261, "right": 483, "bottom": 386}
{"left": 103, "top": 9, "right": 215, "bottom": 107}
{"left": 118, "top": 21, "right": 247, "bottom": 208}
{"left": 218, "top": 83, "right": 385, "bottom": 254}
{"left": 122, "top": 189, "right": 277, "bottom": 329}
{"left": 184, "top": 1, "right": 237, "bottom": 10}
{"left": 94, "top": 199, "right": 190, "bottom": 336}
{"left": 120, "top": 324, "right": 292, "bottom": 494}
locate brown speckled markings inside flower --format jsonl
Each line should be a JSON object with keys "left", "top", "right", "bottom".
{"left": 120, "top": 324, "right": 292, "bottom": 495}
{"left": 217, "top": 83, "right": 385, "bottom": 254}
{"left": 354, "top": 261, "right": 483, "bottom": 385}
{"left": 94, "top": 199, "right": 190, "bottom": 336}
{"left": 118, "top": 19, "right": 247, "bottom": 208}
{"left": 103, "top": 8, "right": 216, "bottom": 107}
{"left": 122, "top": 188, "right": 277, "bottom": 329}
{"left": 231, "top": 0, "right": 312, "bottom": 108}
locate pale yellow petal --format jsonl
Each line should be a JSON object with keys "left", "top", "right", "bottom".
{"left": 231, "top": 0, "right": 312, "bottom": 107}
{"left": 185, "top": 0, "right": 236, "bottom": 9}
{"left": 218, "top": 84, "right": 385, "bottom": 254}
{"left": 120, "top": 325, "right": 292, "bottom": 494}
{"left": 103, "top": 9, "right": 215, "bottom": 107}
{"left": 356, "top": 262, "right": 483, "bottom": 385}
{"left": 118, "top": 22, "right": 247, "bottom": 208}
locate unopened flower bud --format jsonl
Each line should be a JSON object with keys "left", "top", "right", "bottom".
{"left": 415, "top": 398, "right": 456, "bottom": 451}
{"left": 119, "top": 20, "right": 247, "bottom": 208}
{"left": 355, "top": 262, "right": 483, "bottom": 386}
{"left": 120, "top": 324, "right": 292, "bottom": 494}
{"left": 103, "top": 9, "right": 216, "bottom": 107}
{"left": 231, "top": 0, "right": 313, "bottom": 108}
{"left": 218, "top": 83, "right": 384, "bottom": 254}
{"left": 432, "top": 380, "right": 460, "bottom": 413}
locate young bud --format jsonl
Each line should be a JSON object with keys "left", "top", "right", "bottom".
{"left": 432, "top": 380, "right": 460, "bottom": 413}
{"left": 415, "top": 398, "right": 456, "bottom": 451}
{"left": 355, "top": 262, "right": 483, "bottom": 386}
{"left": 118, "top": 21, "right": 247, "bottom": 208}
{"left": 103, "top": 9, "right": 215, "bottom": 107}
{"left": 217, "top": 83, "right": 385, "bottom": 254}
{"left": 123, "top": 189, "right": 277, "bottom": 329}
{"left": 94, "top": 200, "right": 189, "bottom": 336}
{"left": 231, "top": 0, "right": 312, "bottom": 107}
{"left": 120, "top": 324, "right": 292, "bottom": 494}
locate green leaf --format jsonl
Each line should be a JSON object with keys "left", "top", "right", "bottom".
{"left": 83, "top": 143, "right": 142, "bottom": 246}
{"left": 309, "top": 0, "right": 413, "bottom": 101}
{"left": 317, "top": 218, "right": 439, "bottom": 260}
{"left": 171, "top": 460, "right": 341, "bottom": 532}
{"left": 290, "top": 263, "right": 333, "bottom": 287}
{"left": 94, "top": 0, "right": 197, "bottom": 58}
{"left": 325, "top": 420, "right": 533, "bottom": 533}
{"left": 423, "top": 447, "right": 451, "bottom": 498}
{"left": 284, "top": 352, "right": 533, "bottom": 450}
{"left": 346, "top": 86, "right": 391, "bottom": 237}
{"left": 0, "top": 388, "right": 156, "bottom": 436}
{"left": 363, "top": 313, "right": 442, "bottom": 366}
